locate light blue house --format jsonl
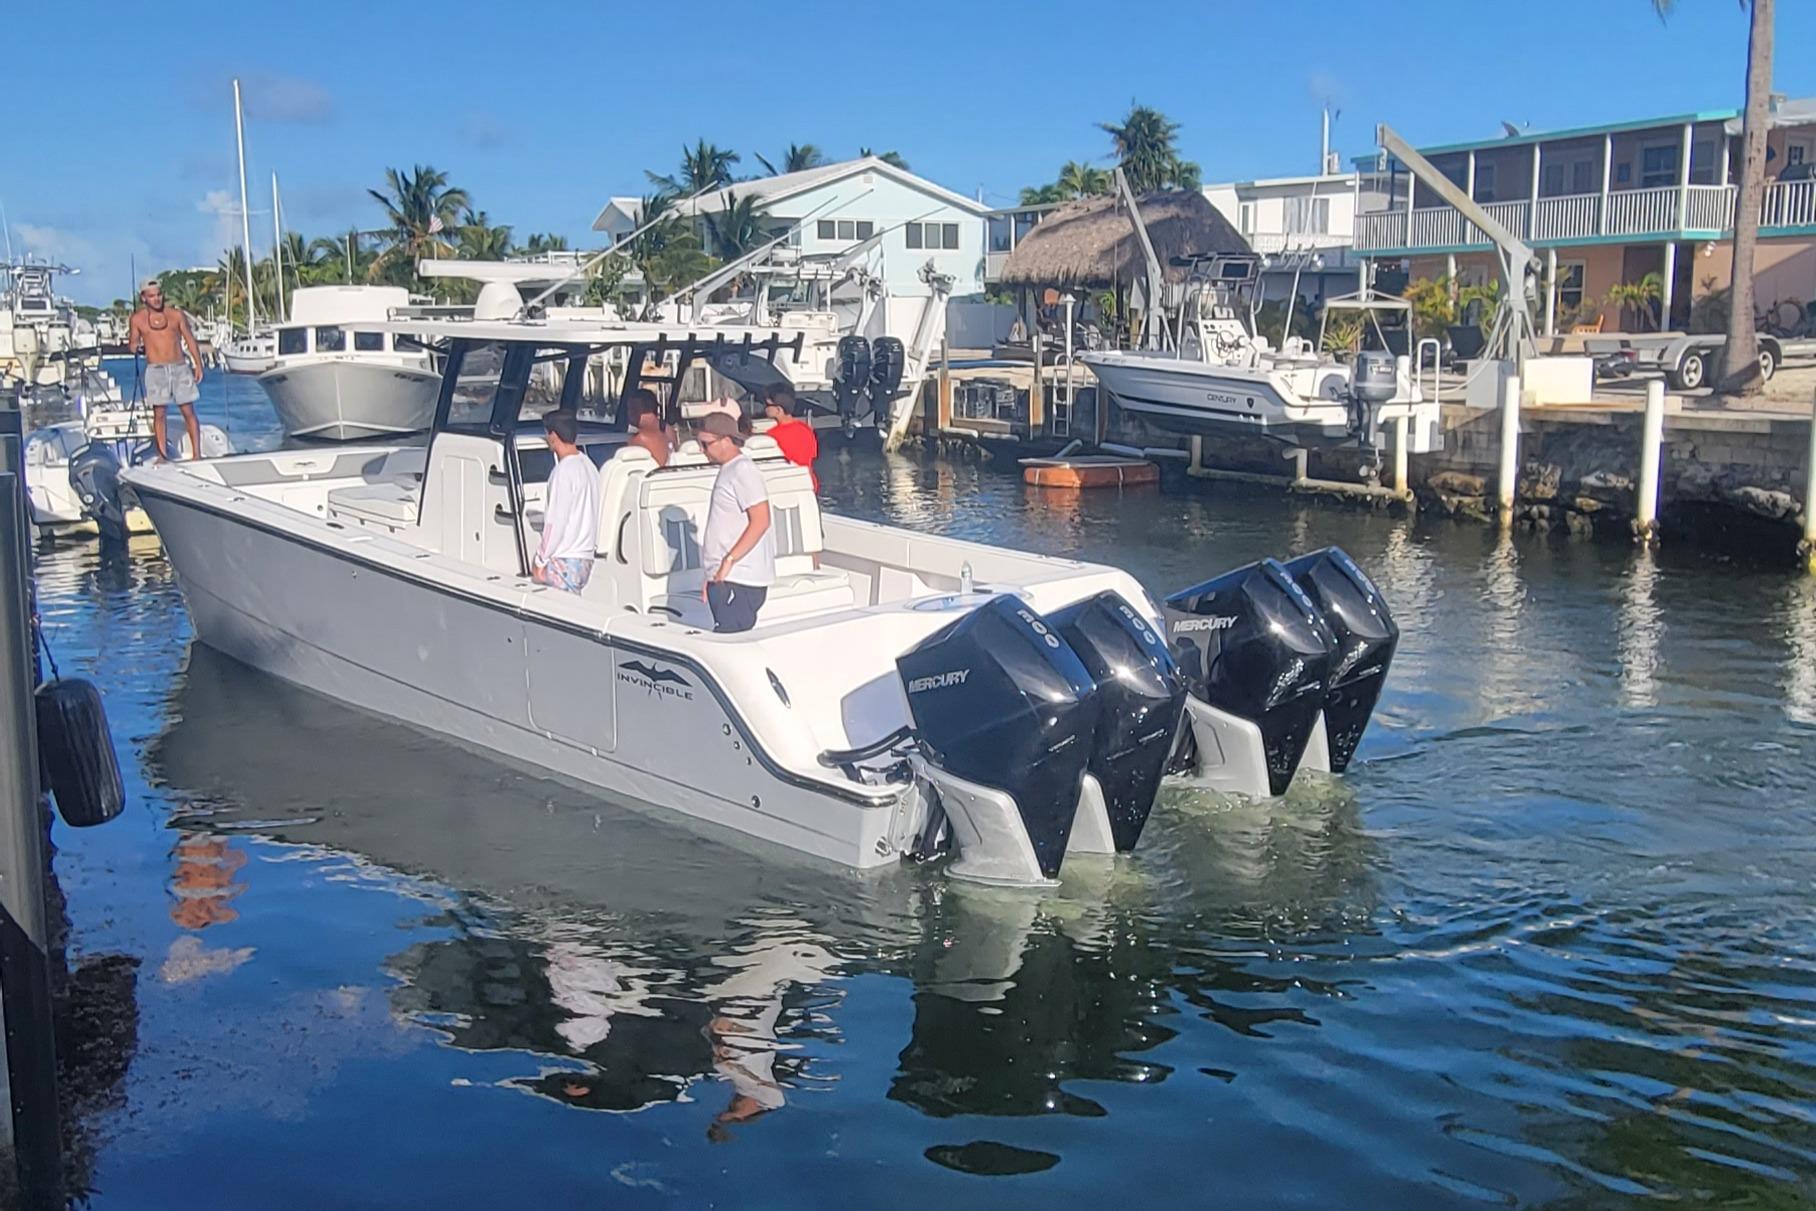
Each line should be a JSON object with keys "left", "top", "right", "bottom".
{"left": 592, "top": 157, "right": 989, "bottom": 328}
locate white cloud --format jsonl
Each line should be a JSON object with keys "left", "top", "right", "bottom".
{"left": 241, "top": 72, "right": 334, "bottom": 124}
{"left": 12, "top": 222, "right": 157, "bottom": 306}
{"left": 196, "top": 190, "right": 243, "bottom": 265}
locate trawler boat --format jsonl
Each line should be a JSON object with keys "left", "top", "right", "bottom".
{"left": 221, "top": 328, "right": 277, "bottom": 374}
{"left": 1082, "top": 254, "right": 1441, "bottom": 458}
{"left": 258, "top": 285, "right": 441, "bottom": 440}
{"left": 125, "top": 318, "right": 1398, "bottom": 885}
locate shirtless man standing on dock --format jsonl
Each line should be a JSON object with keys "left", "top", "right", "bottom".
{"left": 127, "top": 278, "right": 205, "bottom": 460}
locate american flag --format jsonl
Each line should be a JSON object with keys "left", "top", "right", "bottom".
{"left": 428, "top": 214, "right": 444, "bottom": 235}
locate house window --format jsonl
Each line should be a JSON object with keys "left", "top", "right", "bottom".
{"left": 856, "top": 220, "right": 875, "bottom": 239}
{"left": 905, "top": 222, "right": 960, "bottom": 251}
{"left": 1541, "top": 158, "right": 1597, "bottom": 197}
{"left": 1284, "top": 196, "right": 1330, "bottom": 235}
{"left": 1788, "top": 145, "right": 1806, "bottom": 166}
{"left": 1238, "top": 202, "right": 1254, "bottom": 234}
{"left": 816, "top": 220, "right": 836, "bottom": 239}
{"left": 1555, "top": 261, "right": 1585, "bottom": 312}
{"left": 1690, "top": 139, "right": 1719, "bottom": 185}
{"left": 1473, "top": 162, "right": 1496, "bottom": 202}
{"left": 1640, "top": 145, "right": 1679, "bottom": 188}
{"left": 353, "top": 331, "right": 384, "bottom": 352}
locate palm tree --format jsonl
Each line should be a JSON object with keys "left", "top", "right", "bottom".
{"left": 1607, "top": 272, "right": 1665, "bottom": 332}
{"left": 1056, "top": 160, "right": 1112, "bottom": 200}
{"left": 1019, "top": 182, "right": 1066, "bottom": 206}
{"left": 457, "top": 210, "right": 515, "bottom": 261}
{"left": 647, "top": 140, "right": 739, "bottom": 196}
{"left": 858, "top": 147, "right": 910, "bottom": 171}
{"left": 702, "top": 192, "right": 773, "bottom": 261}
{"left": 756, "top": 143, "right": 825, "bottom": 175}
{"left": 1099, "top": 104, "right": 1200, "bottom": 192}
{"left": 367, "top": 165, "right": 470, "bottom": 285}
{"left": 1656, "top": 0, "right": 1771, "bottom": 393}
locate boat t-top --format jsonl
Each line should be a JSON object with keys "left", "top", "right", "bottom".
{"left": 124, "top": 315, "right": 1400, "bottom": 885}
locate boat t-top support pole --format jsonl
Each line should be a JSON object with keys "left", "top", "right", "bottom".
{"left": 1375, "top": 123, "right": 1538, "bottom": 366}
{"left": 517, "top": 183, "right": 723, "bottom": 318}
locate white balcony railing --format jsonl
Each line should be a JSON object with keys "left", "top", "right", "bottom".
{"left": 1532, "top": 193, "right": 1599, "bottom": 240}
{"left": 1762, "top": 179, "right": 1816, "bottom": 228}
{"left": 1355, "top": 179, "right": 1816, "bottom": 252}
{"left": 1604, "top": 186, "right": 1680, "bottom": 236}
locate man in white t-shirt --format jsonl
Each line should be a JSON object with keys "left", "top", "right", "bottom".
{"left": 696, "top": 413, "right": 774, "bottom": 633}
{"left": 530, "top": 410, "right": 600, "bottom": 593}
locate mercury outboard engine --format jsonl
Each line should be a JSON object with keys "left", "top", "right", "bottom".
{"left": 1164, "top": 559, "right": 1335, "bottom": 797}
{"left": 898, "top": 594, "right": 1100, "bottom": 884}
{"left": 68, "top": 441, "right": 129, "bottom": 543}
{"left": 1048, "top": 591, "right": 1186, "bottom": 854}
{"left": 1284, "top": 547, "right": 1398, "bottom": 774}
{"left": 832, "top": 335, "right": 873, "bottom": 424}
{"left": 866, "top": 336, "right": 907, "bottom": 425}
{"left": 1348, "top": 349, "right": 1396, "bottom": 478}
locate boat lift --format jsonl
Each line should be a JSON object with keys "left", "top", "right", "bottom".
{"left": 1375, "top": 123, "right": 1539, "bottom": 368}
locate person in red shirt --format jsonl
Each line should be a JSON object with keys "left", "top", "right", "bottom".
{"left": 762, "top": 383, "right": 819, "bottom": 492}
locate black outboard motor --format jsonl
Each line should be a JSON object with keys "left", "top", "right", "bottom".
{"left": 832, "top": 335, "right": 873, "bottom": 424}
{"left": 1283, "top": 547, "right": 1398, "bottom": 773}
{"left": 68, "top": 441, "right": 129, "bottom": 543}
{"left": 898, "top": 594, "right": 1099, "bottom": 883}
{"left": 867, "top": 336, "right": 907, "bottom": 424}
{"left": 1048, "top": 591, "right": 1186, "bottom": 853}
{"left": 1164, "top": 559, "right": 1335, "bottom": 796}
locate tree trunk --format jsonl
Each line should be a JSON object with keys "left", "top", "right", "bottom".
{"left": 1719, "top": 0, "right": 1772, "bottom": 395}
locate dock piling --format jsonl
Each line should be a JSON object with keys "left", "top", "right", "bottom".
{"left": 1393, "top": 414, "right": 1410, "bottom": 499}
{"left": 1498, "top": 373, "right": 1522, "bottom": 527}
{"left": 1636, "top": 379, "right": 1666, "bottom": 545}
{"left": 1802, "top": 388, "right": 1816, "bottom": 574}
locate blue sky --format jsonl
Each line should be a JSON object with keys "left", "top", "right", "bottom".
{"left": 11, "top": 0, "right": 1812, "bottom": 304}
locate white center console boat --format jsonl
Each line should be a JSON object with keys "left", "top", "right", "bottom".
{"left": 1083, "top": 254, "right": 1443, "bottom": 463}
{"left": 126, "top": 319, "right": 1400, "bottom": 885}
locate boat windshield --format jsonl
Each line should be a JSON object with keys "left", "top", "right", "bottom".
{"left": 447, "top": 341, "right": 506, "bottom": 427}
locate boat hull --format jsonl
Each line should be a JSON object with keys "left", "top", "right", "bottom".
{"left": 130, "top": 482, "right": 906, "bottom": 870}
{"left": 1084, "top": 353, "right": 1353, "bottom": 446}
{"left": 258, "top": 360, "right": 441, "bottom": 441}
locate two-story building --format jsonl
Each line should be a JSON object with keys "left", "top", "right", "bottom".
{"left": 1354, "top": 98, "right": 1816, "bottom": 334}
{"left": 592, "top": 157, "right": 989, "bottom": 332}
{"left": 1202, "top": 171, "right": 1380, "bottom": 307}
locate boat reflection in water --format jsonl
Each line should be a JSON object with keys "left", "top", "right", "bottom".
{"left": 149, "top": 646, "right": 1380, "bottom": 1137}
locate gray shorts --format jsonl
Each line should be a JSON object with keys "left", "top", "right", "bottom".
{"left": 144, "top": 362, "right": 199, "bottom": 408}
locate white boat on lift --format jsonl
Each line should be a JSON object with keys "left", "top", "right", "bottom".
{"left": 257, "top": 285, "right": 442, "bottom": 441}
{"left": 1082, "top": 253, "right": 1442, "bottom": 457}
{"left": 125, "top": 316, "right": 1399, "bottom": 885}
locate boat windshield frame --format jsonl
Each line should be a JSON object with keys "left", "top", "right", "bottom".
{"left": 427, "top": 330, "right": 805, "bottom": 576}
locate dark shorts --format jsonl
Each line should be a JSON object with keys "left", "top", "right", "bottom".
{"left": 707, "top": 582, "right": 768, "bottom": 633}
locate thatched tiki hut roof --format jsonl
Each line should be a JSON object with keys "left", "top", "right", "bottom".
{"left": 998, "top": 190, "right": 1250, "bottom": 289}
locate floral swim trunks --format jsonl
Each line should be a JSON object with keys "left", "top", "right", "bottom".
{"left": 535, "top": 557, "right": 593, "bottom": 594}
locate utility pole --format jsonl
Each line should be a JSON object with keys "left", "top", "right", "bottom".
{"left": 0, "top": 390, "right": 65, "bottom": 1209}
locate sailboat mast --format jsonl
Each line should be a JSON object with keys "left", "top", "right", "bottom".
{"left": 233, "top": 78, "right": 257, "bottom": 333}
{"left": 271, "top": 172, "right": 285, "bottom": 323}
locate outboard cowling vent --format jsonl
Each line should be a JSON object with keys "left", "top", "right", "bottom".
{"left": 898, "top": 594, "right": 1099, "bottom": 882}
{"left": 833, "top": 335, "right": 873, "bottom": 421}
{"left": 1283, "top": 547, "right": 1397, "bottom": 772}
{"left": 1164, "top": 559, "right": 1335, "bottom": 796}
{"left": 1049, "top": 591, "right": 1186, "bottom": 852}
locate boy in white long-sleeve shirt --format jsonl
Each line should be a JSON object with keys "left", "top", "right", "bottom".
{"left": 530, "top": 410, "right": 600, "bottom": 593}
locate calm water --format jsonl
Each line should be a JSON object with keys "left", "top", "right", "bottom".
{"left": 35, "top": 368, "right": 1816, "bottom": 1208}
